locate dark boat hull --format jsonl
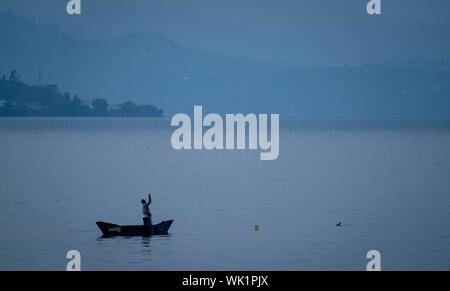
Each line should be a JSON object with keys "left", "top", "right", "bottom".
{"left": 96, "top": 220, "right": 173, "bottom": 236}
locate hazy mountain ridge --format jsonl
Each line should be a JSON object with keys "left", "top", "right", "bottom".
{"left": 1, "top": 10, "right": 449, "bottom": 119}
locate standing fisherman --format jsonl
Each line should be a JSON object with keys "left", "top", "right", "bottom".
{"left": 141, "top": 194, "right": 152, "bottom": 234}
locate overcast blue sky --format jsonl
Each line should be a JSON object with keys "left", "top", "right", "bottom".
{"left": 1, "top": 0, "right": 450, "bottom": 65}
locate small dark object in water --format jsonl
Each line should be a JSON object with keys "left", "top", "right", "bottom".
{"left": 96, "top": 220, "right": 173, "bottom": 237}
{"left": 336, "top": 222, "right": 342, "bottom": 226}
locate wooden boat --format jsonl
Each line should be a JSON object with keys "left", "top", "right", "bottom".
{"left": 96, "top": 220, "right": 173, "bottom": 236}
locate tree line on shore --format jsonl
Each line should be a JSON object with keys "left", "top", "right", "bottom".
{"left": 0, "top": 70, "right": 163, "bottom": 117}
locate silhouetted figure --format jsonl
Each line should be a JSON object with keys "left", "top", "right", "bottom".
{"left": 336, "top": 222, "right": 342, "bottom": 226}
{"left": 141, "top": 194, "right": 152, "bottom": 235}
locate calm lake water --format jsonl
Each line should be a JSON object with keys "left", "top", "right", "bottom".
{"left": 0, "top": 118, "right": 449, "bottom": 270}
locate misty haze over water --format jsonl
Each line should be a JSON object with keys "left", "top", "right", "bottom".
{"left": 1, "top": 0, "right": 450, "bottom": 271}
{"left": 0, "top": 118, "right": 449, "bottom": 270}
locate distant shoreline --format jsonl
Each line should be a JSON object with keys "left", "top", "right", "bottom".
{"left": 0, "top": 70, "right": 164, "bottom": 118}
